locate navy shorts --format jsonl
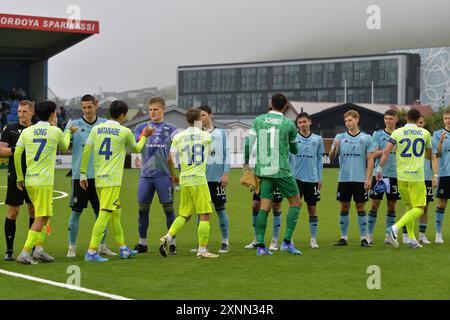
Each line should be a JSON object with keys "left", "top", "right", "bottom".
{"left": 138, "top": 176, "right": 173, "bottom": 204}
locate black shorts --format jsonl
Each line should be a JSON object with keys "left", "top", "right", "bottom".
{"left": 5, "top": 171, "right": 31, "bottom": 206}
{"left": 437, "top": 176, "right": 450, "bottom": 199}
{"left": 296, "top": 179, "right": 320, "bottom": 206}
{"left": 70, "top": 179, "right": 100, "bottom": 213}
{"left": 369, "top": 177, "right": 401, "bottom": 201}
{"left": 253, "top": 187, "right": 283, "bottom": 203}
{"left": 208, "top": 182, "right": 227, "bottom": 205}
{"left": 337, "top": 182, "right": 368, "bottom": 203}
{"left": 425, "top": 180, "right": 434, "bottom": 203}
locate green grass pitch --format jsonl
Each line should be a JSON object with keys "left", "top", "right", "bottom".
{"left": 0, "top": 168, "right": 449, "bottom": 300}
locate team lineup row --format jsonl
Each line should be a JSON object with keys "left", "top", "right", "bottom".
{"left": 1, "top": 94, "right": 449, "bottom": 263}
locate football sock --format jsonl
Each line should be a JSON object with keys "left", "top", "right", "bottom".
{"left": 110, "top": 208, "right": 125, "bottom": 247}
{"left": 256, "top": 209, "right": 269, "bottom": 245}
{"left": 252, "top": 209, "right": 259, "bottom": 239}
{"left": 68, "top": 210, "right": 81, "bottom": 246}
{"left": 435, "top": 207, "right": 445, "bottom": 234}
{"left": 367, "top": 210, "right": 377, "bottom": 236}
{"left": 198, "top": 221, "right": 210, "bottom": 247}
{"left": 24, "top": 230, "right": 40, "bottom": 253}
{"left": 272, "top": 209, "right": 282, "bottom": 241}
{"left": 386, "top": 211, "right": 396, "bottom": 234}
{"left": 284, "top": 206, "right": 301, "bottom": 242}
{"left": 168, "top": 216, "right": 187, "bottom": 238}
{"left": 340, "top": 211, "right": 349, "bottom": 238}
{"left": 89, "top": 210, "right": 111, "bottom": 251}
{"left": 358, "top": 211, "right": 367, "bottom": 239}
{"left": 395, "top": 207, "right": 423, "bottom": 230}
{"left": 4, "top": 217, "right": 16, "bottom": 251}
{"left": 163, "top": 203, "right": 176, "bottom": 230}
{"left": 215, "top": 204, "right": 229, "bottom": 242}
{"left": 138, "top": 204, "right": 150, "bottom": 240}
{"left": 309, "top": 215, "right": 318, "bottom": 239}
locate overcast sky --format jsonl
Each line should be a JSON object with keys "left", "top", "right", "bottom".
{"left": 2, "top": 0, "right": 450, "bottom": 98}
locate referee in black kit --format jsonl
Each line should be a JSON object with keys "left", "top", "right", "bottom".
{"left": 0, "top": 100, "right": 35, "bottom": 261}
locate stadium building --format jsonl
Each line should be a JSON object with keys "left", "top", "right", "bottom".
{"left": 177, "top": 53, "right": 421, "bottom": 115}
{"left": 0, "top": 12, "right": 99, "bottom": 127}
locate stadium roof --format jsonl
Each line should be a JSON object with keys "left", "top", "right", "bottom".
{"left": 0, "top": 13, "right": 99, "bottom": 59}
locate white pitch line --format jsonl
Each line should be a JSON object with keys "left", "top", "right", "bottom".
{"left": 0, "top": 187, "right": 68, "bottom": 205}
{"left": 0, "top": 269, "right": 133, "bottom": 300}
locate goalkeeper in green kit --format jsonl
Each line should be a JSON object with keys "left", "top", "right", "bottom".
{"left": 244, "top": 93, "right": 303, "bottom": 255}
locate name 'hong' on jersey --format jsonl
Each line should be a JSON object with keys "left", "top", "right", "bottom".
{"left": 332, "top": 131, "right": 374, "bottom": 182}
{"left": 432, "top": 128, "right": 450, "bottom": 177}
{"left": 66, "top": 117, "right": 107, "bottom": 180}
{"left": 390, "top": 124, "right": 432, "bottom": 182}
{"left": 134, "top": 121, "right": 177, "bottom": 178}
{"left": 16, "top": 122, "right": 70, "bottom": 186}
{"left": 249, "top": 111, "right": 297, "bottom": 178}
{"left": 372, "top": 129, "right": 396, "bottom": 178}
{"left": 289, "top": 133, "right": 324, "bottom": 182}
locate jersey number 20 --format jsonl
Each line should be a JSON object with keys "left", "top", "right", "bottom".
{"left": 399, "top": 138, "right": 425, "bottom": 157}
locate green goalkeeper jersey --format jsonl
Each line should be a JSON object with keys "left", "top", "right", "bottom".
{"left": 14, "top": 121, "right": 71, "bottom": 186}
{"left": 81, "top": 120, "right": 147, "bottom": 187}
{"left": 247, "top": 111, "right": 298, "bottom": 178}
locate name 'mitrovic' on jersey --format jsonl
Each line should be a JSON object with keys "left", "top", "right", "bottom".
{"left": 289, "top": 132, "right": 324, "bottom": 183}
{"left": 134, "top": 121, "right": 178, "bottom": 178}
{"left": 331, "top": 131, "right": 374, "bottom": 183}
{"left": 65, "top": 116, "right": 107, "bottom": 180}
{"left": 390, "top": 124, "right": 432, "bottom": 182}
{"left": 248, "top": 111, "right": 298, "bottom": 178}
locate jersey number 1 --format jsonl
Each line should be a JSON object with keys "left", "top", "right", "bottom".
{"left": 99, "top": 138, "right": 113, "bottom": 160}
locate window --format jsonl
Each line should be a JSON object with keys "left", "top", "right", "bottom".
{"left": 257, "top": 67, "right": 267, "bottom": 90}
{"left": 272, "top": 66, "right": 284, "bottom": 89}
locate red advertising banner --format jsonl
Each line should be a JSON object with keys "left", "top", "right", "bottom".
{"left": 0, "top": 13, "right": 99, "bottom": 34}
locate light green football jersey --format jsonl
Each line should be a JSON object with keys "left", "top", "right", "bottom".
{"left": 82, "top": 120, "right": 147, "bottom": 187}
{"left": 249, "top": 111, "right": 298, "bottom": 178}
{"left": 15, "top": 122, "right": 70, "bottom": 186}
{"left": 170, "top": 127, "right": 211, "bottom": 187}
{"left": 390, "top": 123, "right": 432, "bottom": 182}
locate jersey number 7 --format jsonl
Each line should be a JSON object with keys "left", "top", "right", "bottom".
{"left": 33, "top": 138, "right": 47, "bottom": 161}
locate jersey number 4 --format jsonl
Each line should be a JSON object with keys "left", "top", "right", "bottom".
{"left": 99, "top": 138, "right": 113, "bottom": 160}
{"left": 33, "top": 138, "right": 47, "bottom": 161}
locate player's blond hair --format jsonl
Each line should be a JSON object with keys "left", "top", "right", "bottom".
{"left": 343, "top": 110, "right": 359, "bottom": 119}
{"left": 18, "top": 100, "right": 35, "bottom": 112}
